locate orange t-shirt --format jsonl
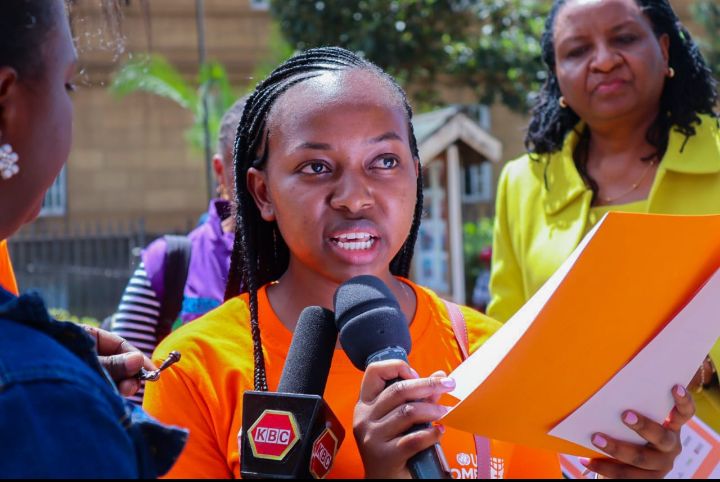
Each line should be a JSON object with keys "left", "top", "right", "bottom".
{"left": 144, "top": 279, "right": 561, "bottom": 479}
{"left": 0, "top": 240, "right": 18, "bottom": 295}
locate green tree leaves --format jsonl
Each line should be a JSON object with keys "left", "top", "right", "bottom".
{"left": 109, "top": 54, "right": 237, "bottom": 153}
{"left": 271, "top": 0, "right": 549, "bottom": 112}
{"left": 692, "top": 0, "right": 720, "bottom": 76}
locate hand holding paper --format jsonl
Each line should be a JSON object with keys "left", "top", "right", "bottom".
{"left": 441, "top": 213, "right": 720, "bottom": 458}
{"left": 577, "top": 385, "right": 694, "bottom": 478}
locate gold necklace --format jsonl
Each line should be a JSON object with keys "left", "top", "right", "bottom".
{"left": 598, "top": 160, "right": 656, "bottom": 204}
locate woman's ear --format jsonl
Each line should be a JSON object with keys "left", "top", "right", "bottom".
{"left": 659, "top": 33, "right": 670, "bottom": 66}
{"left": 0, "top": 67, "right": 19, "bottom": 131}
{"left": 247, "top": 167, "right": 276, "bottom": 221}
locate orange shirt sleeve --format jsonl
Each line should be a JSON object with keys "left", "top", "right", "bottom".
{"left": 0, "top": 240, "right": 18, "bottom": 295}
{"left": 144, "top": 346, "right": 233, "bottom": 478}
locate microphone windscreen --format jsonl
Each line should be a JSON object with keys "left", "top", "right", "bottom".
{"left": 333, "top": 275, "right": 411, "bottom": 370}
{"left": 277, "top": 306, "right": 337, "bottom": 396}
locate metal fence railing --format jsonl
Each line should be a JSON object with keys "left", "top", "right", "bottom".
{"left": 8, "top": 220, "right": 149, "bottom": 321}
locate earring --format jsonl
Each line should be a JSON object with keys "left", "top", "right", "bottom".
{"left": 0, "top": 142, "right": 19, "bottom": 180}
{"left": 667, "top": 67, "right": 675, "bottom": 78}
{"left": 216, "top": 183, "right": 229, "bottom": 201}
{"left": 559, "top": 96, "right": 568, "bottom": 109}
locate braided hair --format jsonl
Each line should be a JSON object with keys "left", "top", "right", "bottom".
{"left": 526, "top": 0, "right": 718, "bottom": 201}
{"left": 224, "top": 47, "right": 423, "bottom": 391}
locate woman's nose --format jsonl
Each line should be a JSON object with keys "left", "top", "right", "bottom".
{"left": 329, "top": 173, "right": 374, "bottom": 214}
{"left": 590, "top": 42, "right": 622, "bottom": 72}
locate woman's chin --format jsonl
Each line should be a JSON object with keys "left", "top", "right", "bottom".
{"left": 25, "top": 199, "right": 44, "bottom": 225}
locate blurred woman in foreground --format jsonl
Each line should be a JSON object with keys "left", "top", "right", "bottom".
{"left": 0, "top": 0, "right": 185, "bottom": 476}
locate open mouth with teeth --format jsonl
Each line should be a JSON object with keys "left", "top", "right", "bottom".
{"left": 330, "top": 232, "right": 378, "bottom": 251}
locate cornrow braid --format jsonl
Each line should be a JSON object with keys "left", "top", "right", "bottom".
{"left": 526, "top": 0, "right": 718, "bottom": 203}
{"left": 224, "top": 47, "right": 422, "bottom": 391}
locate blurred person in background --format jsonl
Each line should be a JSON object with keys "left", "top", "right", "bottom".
{"left": 488, "top": 0, "right": 720, "bottom": 439}
{"left": 111, "top": 97, "right": 246, "bottom": 405}
{"left": 0, "top": 0, "right": 185, "bottom": 476}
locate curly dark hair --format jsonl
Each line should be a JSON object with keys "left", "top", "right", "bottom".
{"left": 525, "top": 0, "right": 718, "bottom": 200}
{"left": 223, "top": 46, "right": 423, "bottom": 391}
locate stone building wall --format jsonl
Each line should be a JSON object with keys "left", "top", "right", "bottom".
{"left": 28, "top": 0, "right": 711, "bottom": 234}
{"left": 34, "top": 0, "right": 271, "bottom": 233}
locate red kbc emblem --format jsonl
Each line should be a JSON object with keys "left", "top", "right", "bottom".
{"left": 309, "top": 428, "right": 339, "bottom": 479}
{"left": 247, "top": 410, "right": 301, "bottom": 460}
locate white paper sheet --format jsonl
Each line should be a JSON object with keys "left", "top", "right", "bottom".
{"left": 549, "top": 268, "right": 720, "bottom": 451}
{"left": 560, "top": 416, "right": 720, "bottom": 479}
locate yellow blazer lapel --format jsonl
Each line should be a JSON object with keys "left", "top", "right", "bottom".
{"left": 531, "top": 128, "right": 593, "bottom": 291}
{"left": 648, "top": 115, "right": 720, "bottom": 213}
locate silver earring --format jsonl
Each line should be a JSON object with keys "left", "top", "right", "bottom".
{"left": 0, "top": 143, "right": 19, "bottom": 180}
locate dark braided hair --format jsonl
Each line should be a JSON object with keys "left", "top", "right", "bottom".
{"left": 224, "top": 47, "right": 423, "bottom": 391}
{"left": 526, "top": 0, "right": 718, "bottom": 201}
{"left": 0, "top": 0, "right": 59, "bottom": 80}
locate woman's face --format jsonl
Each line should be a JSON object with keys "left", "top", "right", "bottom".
{"left": 0, "top": 0, "right": 77, "bottom": 240}
{"left": 553, "top": 0, "right": 669, "bottom": 127}
{"left": 247, "top": 69, "right": 418, "bottom": 285}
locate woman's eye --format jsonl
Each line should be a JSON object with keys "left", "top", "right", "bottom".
{"left": 373, "top": 156, "right": 399, "bottom": 169}
{"left": 615, "top": 34, "right": 638, "bottom": 45}
{"left": 300, "top": 161, "right": 330, "bottom": 174}
{"left": 566, "top": 46, "right": 588, "bottom": 59}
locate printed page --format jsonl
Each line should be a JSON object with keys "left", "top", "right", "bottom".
{"left": 549, "top": 268, "right": 720, "bottom": 450}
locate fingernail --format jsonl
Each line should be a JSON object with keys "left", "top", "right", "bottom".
{"left": 592, "top": 434, "right": 608, "bottom": 449}
{"left": 578, "top": 457, "right": 590, "bottom": 467}
{"left": 675, "top": 385, "right": 687, "bottom": 397}
{"left": 581, "top": 468, "right": 592, "bottom": 477}
{"left": 623, "top": 411, "right": 639, "bottom": 425}
{"left": 409, "top": 367, "right": 420, "bottom": 379}
{"left": 437, "top": 424, "right": 446, "bottom": 434}
{"left": 440, "top": 377, "right": 456, "bottom": 389}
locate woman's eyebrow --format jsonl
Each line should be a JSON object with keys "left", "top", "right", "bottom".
{"left": 295, "top": 141, "right": 332, "bottom": 151}
{"left": 609, "top": 20, "right": 640, "bottom": 33}
{"left": 369, "top": 131, "right": 402, "bottom": 144}
{"left": 292, "top": 132, "right": 402, "bottom": 152}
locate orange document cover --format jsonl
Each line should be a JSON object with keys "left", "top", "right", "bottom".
{"left": 442, "top": 213, "right": 720, "bottom": 457}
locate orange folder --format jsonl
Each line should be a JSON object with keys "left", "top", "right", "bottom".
{"left": 442, "top": 213, "right": 720, "bottom": 457}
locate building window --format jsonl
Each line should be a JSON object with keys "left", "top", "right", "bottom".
{"left": 40, "top": 167, "right": 66, "bottom": 217}
{"left": 250, "top": 0, "right": 270, "bottom": 10}
{"left": 462, "top": 162, "right": 493, "bottom": 203}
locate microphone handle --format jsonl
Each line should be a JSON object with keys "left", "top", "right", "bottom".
{"left": 367, "top": 348, "right": 451, "bottom": 480}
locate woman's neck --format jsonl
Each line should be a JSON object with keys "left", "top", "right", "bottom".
{"left": 266, "top": 261, "right": 417, "bottom": 333}
{"left": 583, "top": 112, "right": 662, "bottom": 205}
{"left": 585, "top": 110, "right": 659, "bottom": 161}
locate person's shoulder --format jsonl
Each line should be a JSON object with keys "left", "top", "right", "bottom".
{"left": 0, "top": 376, "right": 140, "bottom": 478}
{"left": 500, "top": 151, "right": 547, "bottom": 190}
{"left": 153, "top": 296, "right": 252, "bottom": 361}
{"left": 411, "top": 283, "right": 501, "bottom": 344}
{"left": 0, "top": 317, "right": 100, "bottom": 386}
{"left": 696, "top": 113, "right": 720, "bottom": 141}
{"left": 140, "top": 236, "right": 170, "bottom": 284}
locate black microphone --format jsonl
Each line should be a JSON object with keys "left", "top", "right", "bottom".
{"left": 334, "top": 275, "right": 451, "bottom": 479}
{"left": 240, "top": 306, "right": 346, "bottom": 479}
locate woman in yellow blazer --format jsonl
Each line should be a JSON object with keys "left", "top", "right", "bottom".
{"left": 488, "top": 0, "right": 720, "bottom": 435}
